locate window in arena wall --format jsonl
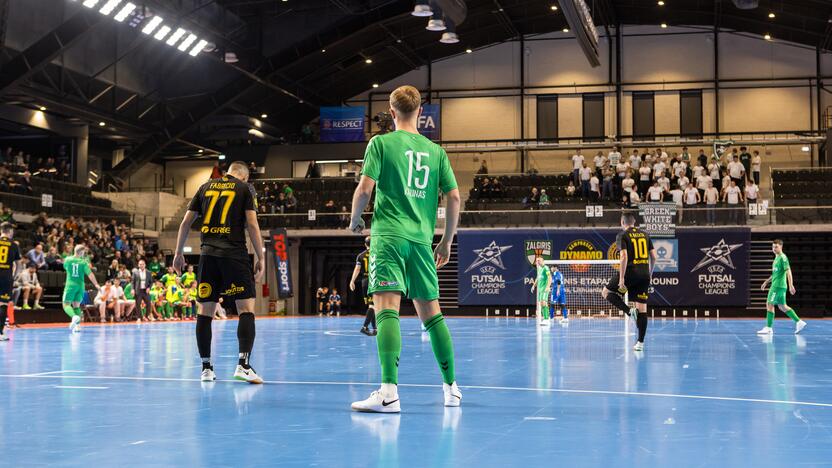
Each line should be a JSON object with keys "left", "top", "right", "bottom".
{"left": 680, "top": 90, "right": 703, "bottom": 136}
{"left": 582, "top": 93, "right": 605, "bottom": 142}
{"left": 632, "top": 91, "right": 655, "bottom": 138}
{"left": 536, "top": 95, "right": 558, "bottom": 141}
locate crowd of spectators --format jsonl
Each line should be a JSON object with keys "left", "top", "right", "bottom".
{"left": 256, "top": 181, "right": 299, "bottom": 214}
{"left": 0, "top": 146, "right": 72, "bottom": 190}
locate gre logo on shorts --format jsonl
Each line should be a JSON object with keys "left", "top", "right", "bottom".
{"left": 198, "top": 283, "right": 212, "bottom": 299}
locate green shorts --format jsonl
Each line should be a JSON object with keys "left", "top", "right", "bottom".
{"left": 537, "top": 289, "right": 550, "bottom": 303}
{"left": 368, "top": 235, "right": 439, "bottom": 301}
{"left": 767, "top": 288, "right": 787, "bottom": 305}
{"left": 63, "top": 286, "right": 85, "bottom": 304}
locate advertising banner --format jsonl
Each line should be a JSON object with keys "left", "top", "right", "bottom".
{"left": 270, "top": 229, "right": 293, "bottom": 298}
{"left": 417, "top": 104, "right": 441, "bottom": 140}
{"left": 457, "top": 228, "right": 749, "bottom": 307}
{"left": 320, "top": 106, "right": 365, "bottom": 142}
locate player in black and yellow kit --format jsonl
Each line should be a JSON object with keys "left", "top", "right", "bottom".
{"left": 602, "top": 212, "right": 656, "bottom": 351}
{"left": 0, "top": 223, "right": 21, "bottom": 341}
{"left": 173, "top": 161, "right": 266, "bottom": 383}
{"left": 350, "top": 236, "right": 376, "bottom": 336}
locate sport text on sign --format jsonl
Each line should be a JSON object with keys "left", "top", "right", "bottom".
{"left": 638, "top": 202, "right": 677, "bottom": 238}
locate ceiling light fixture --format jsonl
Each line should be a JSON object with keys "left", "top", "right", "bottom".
{"left": 562, "top": 27, "right": 569, "bottom": 33}
{"left": 440, "top": 31, "right": 459, "bottom": 43}
{"left": 550, "top": 5, "right": 558, "bottom": 11}
{"left": 768, "top": 12, "right": 775, "bottom": 18}
{"left": 153, "top": 25, "right": 171, "bottom": 41}
{"left": 466, "top": 48, "right": 472, "bottom": 53}
{"left": 98, "top": 0, "right": 122, "bottom": 15}
{"left": 113, "top": 2, "right": 135, "bottom": 21}
{"left": 166, "top": 28, "right": 187, "bottom": 46}
{"left": 98, "top": 121, "right": 106, "bottom": 127}
{"left": 188, "top": 39, "right": 209, "bottom": 57}
{"left": 372, "top": 83, "right": 379, "bottom": 88}
{"left": 657, "top": 0, "right": 664, "bottom": 5}
{"left": 660, "top": 22, "right": 668, "bottom": 28}
{"left": 365, "top": 58, "right": 373, "bottom": 64}
{"left": 764, "top": 33, "right": 772, "bottom": 40}
{"left": 39, "top": 106, "right": 47, "bottom": 111}
{"left": 82, "top": 0, "right": 100, "bottom": 8}
{"left": 261, "top": 113, "right": 268, "bottom": 118}
{"left": 141, "top": 16, "right": 163, "bottom": 35}
{"left": 177, "top": 33, "right": 198, "bottom": 51}
{"left": 412, "top": 1, "right": 432, "bottom": 17}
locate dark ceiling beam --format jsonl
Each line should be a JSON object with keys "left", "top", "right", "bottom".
{"left": 491, "top": 0, "right": 520, "bottom": 38}
{"left": 0, "top": 8, "right": 104, "bottom": 95}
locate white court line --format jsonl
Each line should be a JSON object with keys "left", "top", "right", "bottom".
{"left": 23, "top": 370, "right": 86, "bottom": 376}
{"left": 53, "top": 385, "right": 108, "bottom": 390}
{"left": 3, "top": 373, "right": 832, "bottom": 409}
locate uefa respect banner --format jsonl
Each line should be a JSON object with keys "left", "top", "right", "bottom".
{"left": 457, "top": 228, "right": 750, "bottom": 307}
{"left": 417, "top": 104, "right": 440, "bottom": 140}
{"left": 320, "top": 106, "right": 365, "bottom": 142}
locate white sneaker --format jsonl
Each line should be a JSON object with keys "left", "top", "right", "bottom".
{"left": 795, "top": 320, "right": 807, "bottom": 334}
{"left": 351, "top": 389, "right": 401, "bottom": 413}
{"left": 69, "top": 315, "right": 81, "bottom": 333}
{"left": 233, "top": 365, "right": 263, "bottom": 384}
{"left": 443, "top": 382, "right": 462, "bottom": 407}
{"left": 757, "top": 326, "right": 773, "bottom": 335}
{"left": 539, "top": 319, "right": 548, "bottom": 327}
{"left": 201, "top": 368, "right": 216, "bottom": 382}
{"left": 633, "top": 341, "right": 644, "bottom": 352}
{"left": 0, "top": 333, "right": 8, "bottom": 341}
{"left": 561, "top": 317, "right": 569, "bottom": 324}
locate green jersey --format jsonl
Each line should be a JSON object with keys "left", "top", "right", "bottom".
{"left": 148, "top": 261, "right": 162, "bottom": 278}
{"left": 770, "top": 253, "right": 790, "bottom": 290}
{"left": 536, "top": 265, "right": 552, "bottom": 289}
{"left": 63, "top": 255, "right": 91, "bottom": 289}
{"left": 180, "top": 272, "right": 196, "bottom": 287}
{"left": 150, "top": 286, "right": 163, "bottom": 302}
{"left": 123, "top": 283, "right": 135, "bottom": 300}
{"left": 160, "top": 273, "right": 178, "bottom": 288}
{"left": 362, "top": 130, "right": 458, "bottom": 245}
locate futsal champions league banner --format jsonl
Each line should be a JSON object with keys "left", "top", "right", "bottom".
{"left": 457, "top": 228, "right": 750, "bottom": 307}
{"left": 270, "top": 229, "right": 293, "bottom": 298}
{"left": 417, "top": 104, "right": 440, "bottom": 140}
{"left": 319, "top": 106, "right": 366, "bottom": 142}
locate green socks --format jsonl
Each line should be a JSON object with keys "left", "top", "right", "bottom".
{"left": 767, "top": 308, "right": 801, "bottom": 327}
{"left": 376, "top": 309, "right": 401, "bottom": 384}
{"left": 766, "top": 311, "right": 774, "bottom": 327}
{"left": 424, "top": 313, "right": 456, "bottom": 385}
{"left": 784, "top": 308, "right": 800, "bottom": 322}
{"left": 62, "top": 304, "right": 77, "bottom": 319}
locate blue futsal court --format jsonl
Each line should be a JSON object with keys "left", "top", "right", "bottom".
{"left": 1, "top": 317, "right": 831, "bottom": 467}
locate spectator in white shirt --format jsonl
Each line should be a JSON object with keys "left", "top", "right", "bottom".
{"left": 653, "top": 160, "right": 667, "bottom": 180}
{"left": 95, "top": 280, "right": 119, "bottom": 322}
{"left": 593, "top": 151, "right": 606, "bottom": 178}
{"left": 657, "top": 174, "right": 670, "bottom": 192}
{"left": 116, "top": 282, "right": 136, "bottom": 321}
{"left": 572, "top": 150, "right": 585, "bottom": 186}
{"left": 677, "top": 174, "right": 690, "bottom": 191}
{"left": 721, "top": 174, "right": 732, "bottom": 197}
{"left": 590, "top": 174, "right": 601, "bottom": 202}
{"left": 629, "top": 150, "right": 641, "bottom": 168}
{"left": 672, "top": 158, "right": 687, "bottom": 180}
{"left": 657, "top": 148, "right": 669, "bottom": 161}
{"left": 745, "top": 179, "right": 759, "bottom": 218}
{"left": 684, "top": 184, "right": 701, "bottom": 207}
{"left": 696, "top": 172, "right": 712, "bottom": 199}
{"left": 647, "top": 180, "right": 664, "bottom": 202}
{"left": 608, "top": 146, "right": 622, "bottom": 167}
{"left": 727, "top": 155, "right": 745, "bottom": 188}
{"left": 703, "top": 181, "right": 720, "bottom": 225}
{"left": 579, "top": 162, "right": 592, "bottom": 198}
{"left": 669, "top": 184, "right": 685, "bottom": 223}
{"left": 707, "top": 160, "right": 722, "bottom": 190}
{"left": 751, "top": 150, "right": 762, "bottom": 186}
{"left": 638, "top": 162, "right": 652, "bottom": 197}
{"left": 723, "top": 179, "right": 744, "bottom": 224}
{"left": 622, "top": 170, "right": 636, "bottom": 194}
{"left": 693, "top": 163, "right": 705, "bottom": 180}
{"left": 628, "top": 188, "right": 641, "bottom": 207}
{"left": 16, "top": 263, "right": 44, "bottom": 310}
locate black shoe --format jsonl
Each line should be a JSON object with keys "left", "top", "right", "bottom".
{"left": 370, "top": 329, "right": 378, "bottom": 336}
{"left": 360, "top": 327, "right": 371, "bottom": 336}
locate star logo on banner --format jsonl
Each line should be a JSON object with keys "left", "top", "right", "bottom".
{"left": 464, "top": 241, "right": 513, "bottom": 273}
{"left": 690, "top": 239, "right": 743, "bottom": 272}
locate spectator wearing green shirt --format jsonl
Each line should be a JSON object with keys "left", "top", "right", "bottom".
{"left": 148, "top": 255, "right": 163, "bottom": 279}
{"left": 757, "top": 239, "right": 807, "bottom": 335}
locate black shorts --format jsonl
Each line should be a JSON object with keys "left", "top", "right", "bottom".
{"left": 196, "top": 255, "right": 255, "bottom": 303}
{"left": 361, "top": 277, "right": 373, "bottom": 306}
{"left": 606, "top": 272, "right": 650, "bottom": 304}
{"left": 0, "top": 274, "right": 11, "bottom": 303}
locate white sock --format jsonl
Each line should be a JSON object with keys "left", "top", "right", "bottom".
{"left": 380, "top": 383, "right": 398, "bottom": 397}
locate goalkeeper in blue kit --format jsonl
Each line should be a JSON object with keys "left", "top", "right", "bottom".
{"left": 549, "top": 265, "right": 568, "bottom": 323}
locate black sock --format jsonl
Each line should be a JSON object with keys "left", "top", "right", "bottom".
{"left": 196, "top": 315, "right": 213, "bottom": 370}
{"left": 605, "top": 292, "right": 630, "bottom": 315}
{"left": 637, "top": 314, "right": 648, "bottom": 342}
{"left": 362, "top": 308, "right": 375, "bottom": 328}
{"left": 0, "top": 307, "right": 7, "bottom": 335}
{"left": 237, "top": 313, "right": 255, "bottom": 368}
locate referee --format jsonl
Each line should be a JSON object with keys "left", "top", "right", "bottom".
{"left": 349, "top": 236, "right": 376, "bottom": 336}
{"left": 602, "top": 212, "right": 656, "bottom": 351}
{"left": 173, "top": 161, "right": 266, "bottom": 383}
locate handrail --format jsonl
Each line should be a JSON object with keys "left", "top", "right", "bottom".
{"left": 253, "top": 176, "right": 358, "bottom": 184}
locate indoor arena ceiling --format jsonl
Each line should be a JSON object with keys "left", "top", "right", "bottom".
{"left": 2, "top": 0, "right": 832, "bottom": 172}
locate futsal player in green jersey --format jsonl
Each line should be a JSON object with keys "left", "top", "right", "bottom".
{"left": 62, "top": 244, "right": 101, "bottom": 333}
{"left": 348, "top": 85, "right": 462, "bottom": 413}
{"left": 530, "top": 257, "right": 552, "bottom": 326}
{"left": 758, "top": 239, "right": 806, "bottom": 335}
